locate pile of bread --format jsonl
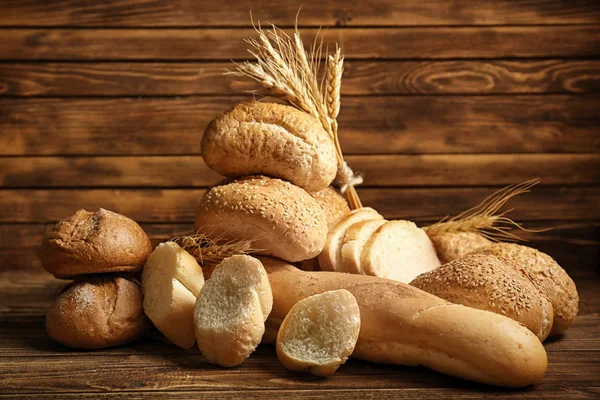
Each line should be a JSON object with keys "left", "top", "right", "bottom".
{"left": 39, "top": 101, "right": 579, "bottom": 388}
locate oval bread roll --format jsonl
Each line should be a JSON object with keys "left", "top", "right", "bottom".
{"left": 202, "top": 102, "right": 337, "bottom": 192}
{"left": 46, "top": 275, "right": 152, "bottom": 349}
{"left": 341, "top": 219, "right": 387, "bottom": 274}
{"left": 276, "top": 289, "right": 360, "bottom": 376}
{"left": 195, "top": 176, "right": 328, "bottom": 262}
{"left": 473, "top": 243, "right": 579, "bottom": 336}
{"left": 259, "top": 257, "right": 548, "bottom": 388}
{"left": 40, "top": 208, "right": 152, "bottom": 279}
{"left": 194, "top": 255, "right": 273, "bottom": 367}
{"left": 361, "top": 220, "right": 441, "bottom": 283}
{"left": 428, "top": 231, "right": 492, "bottom": 264}
{"left": 141, "top": 242, "right": 205, "bottom": 349}
{"left": 310, "top": 186, "right": 351, "bottom": 230}
{"left": 318, "top": 207, "right": 383, "bottom": 272}
{"left": 410, "top": 253, "right": 554, "bottom": 341}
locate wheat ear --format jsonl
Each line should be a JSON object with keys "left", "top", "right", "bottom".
{"left": 423, "top": 179, "right": 547, "bottom": 242}
{"left": 170, "top": 230, "right": 255, "bottom": 265}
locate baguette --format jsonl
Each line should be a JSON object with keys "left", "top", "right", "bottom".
{"left": 259, "top": 257, "right": 547, "bottom": 388}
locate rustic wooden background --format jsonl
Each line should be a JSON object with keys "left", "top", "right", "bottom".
{"left": 0, "top": 1, "right": 599, "bottom": 398}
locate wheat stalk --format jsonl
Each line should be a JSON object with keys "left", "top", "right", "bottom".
{"left": 423, "top": 179, "right": 548, "bottom": 242}
{"left": 228, "top": 18, "right": 363, "bottom": 209}
{"left": 170, "top": 230, "right": 255, "bottom": 266}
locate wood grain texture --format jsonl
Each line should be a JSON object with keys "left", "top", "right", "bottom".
{"left": 2, "top": 0, "right": 599, "bottom": 27}
{"left": 1, "top": 27, "right": 599, "bottom": 61}
{"left": 2, "top": 60, "right": 599, "bottom": 96}
{"left": 1, "top": 154, "right": 599, "bottom": 188}
{"left": 0, "top": 187, "right": 597, "bottom": 224}
{"left": 1, "top": 96, "right": 598, "bottom": 156}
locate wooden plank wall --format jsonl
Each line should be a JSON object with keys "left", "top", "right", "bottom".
{"left": 0, "top": 0, "right": 598, "bottom": 275}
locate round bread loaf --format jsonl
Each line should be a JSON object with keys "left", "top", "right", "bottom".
{"left": 40, "top": 208, "right": 152, "bottom": 279}
{"left": 310, "top": 186, "right": 351, "bottom": 230}
{"left": 46, "top": 275, "right": 152, "bottom": 349}
{"left": 195, "top": 176, "right": 328, "bottom": 262}
{"left": 428, "top": 231, "right": 492, "bottom": 264}
{"left": 410, "top": 253, "right": 554, "bottom": 341}
{"left": 201, "top": 102, "right": 337, "bottom": 192}
{"left": 473, "top": 243, "right": 578, "bottom": 336}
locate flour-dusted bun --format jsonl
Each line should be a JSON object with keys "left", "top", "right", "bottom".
{"left": 201, "top": 102, "right": 337, "bottom": 192}
{"left": 141, "top": 242, "right": 205, "bottom": 349}
{"left": 40, "top": 208, "right": 152, "bottom": 279}
{"left": 260, "top": 257, "right": 548, "bottom": 388}
{"left": 276, "top": 289, "right": 360, "bottom": 376}
{"left": 195, "top": 176, "right": 328, "bottom": 262}
{"left": 473, "top": 243, "right": 579, "bottom": 336}
{"left": 428, "top": 231, "right": 492, "bottom": 264}
{"left": 318, "top": 207, "right": 383, "bottom": 272}
{"left": 194, "top": 255, "right": 272, "bottom": 367}
{"left": 310, "top": 186, "right": 351, "bottom": 230}
{"left": 361, "top": 220, "right": 441, "bottom": 283}
{"left": 411, "top": 253, "right": 554, "bottom": 341}
{"left": 46, "top": 275, "right": 151, "bottom": 349}
{"left": 341, "top": 219, "right": 387, "bottom": 274}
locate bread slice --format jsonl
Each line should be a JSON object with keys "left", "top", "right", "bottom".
{"left": 276, "top": 289, "right": 360, "bottom": 376}
{"left": 341, "top": 219, "right": 387, "bottom": 274}
{"left": 318, "top": 207, "right": 383, "bottom": 272}
{"left": 361, "top": 220, "right": 441, "bottom": 283}
{"left": 141, "top": 242, "right": 205, "bottom": 349}
{"left": 194, "top": 255, "right": 273, "bottom": 367}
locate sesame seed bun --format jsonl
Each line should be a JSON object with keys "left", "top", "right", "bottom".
{"left": 310, "top": 186, "right": 351, "bottom": 230}
{"left": 195, "top": 176, "right": 328, "bottom": 262}
{"left": 428, "top": 231, "right": 492, "bottom": 264}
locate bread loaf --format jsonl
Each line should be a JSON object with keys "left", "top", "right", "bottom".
{"left": 201, "top": 102, "right": 337, "bottom": 192}
{"left": 194, "top": 255, "right": 272, "bottom": 367}
{"left": 276, "top": 289, "right": 360, "bottom": 376}
{"left": 46, "top": 275, "right": 151, "bottom": 349}
{"left": 40, "top": 208, "right": 152, "bottom": 279}
{"left": 259, "top": 257, "right": 547, "bottom": 388}
{"left": 310, "top": 186, "right": 351, "bottom": 230}
{"left": 473, "top": 243, "right": 579, "bottom": 335}
{"left": 195, "top": 176, "right": 328, "bottom": 262}
{"left": 410, "top": 253, "right": 554, "bottom": 341}
{"left": 141, "top": 242, "right": 205, "bottom": 349}
{"left": 341, "top": 219, "right": 386, "bottom": 274}
{"left": 361, "top": 220, "right": 441, "bottom": 283}
{"left": 428, "top": 231, "right": 492, "bottom": 264}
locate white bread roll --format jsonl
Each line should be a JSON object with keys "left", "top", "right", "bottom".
{"left": 202, "top": 102, "right": 337, "bottom": 192}
{"left": 428, "top": 231, "right": 492, "bottom": 264}
{"left": 362, "top": 220, "right": 441, "bottom": 283}
{"left": 259, "top": 257, "right": 547, "bottom": 388}
{"left": 194, "top": 255, "right": 272, "bottom": 367}
{"left": 141, "top": 242, "right": 205, "bottom": 349}
{"left": 473, "top": 243, "right": 579, "bottom": 336}
{"left": 310, "top": 186, "right": 351, "bottom": 230}
{"left": 276, "top": 289, "right": 360, "bottom": 376}
{"left": 411, "top": 253, "right": 554, "bottom": 341}
{"left": 341, "top": 219, "right": 386, "bottom": 274}
{"left": 195, "top": 176, "right": 328, "bottom": 262}
{"left": 318, "top": 207, "right": 383, "bottom": 272}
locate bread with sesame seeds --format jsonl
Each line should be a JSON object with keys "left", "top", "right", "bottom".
{"left": 195, "top": 176, "right": 328, "bottom": 262}
{"left": 201, "top": 102, "right": 337, "bottom": 192}
{"left": 428, "top": 231, "right": 492, "bottom": 264}
{"left": 40, "top": 208, "right": 153, "bottom": 279}
{"left": 410, "top": 253, "right": 554, "bottom": 341}
{"left": 310, "top": 186, "right": 351, "bottom": 230}
{"left": 472, "top": 243, "right": 578, "bottom": 336}
{"left": 260, "top": 257, "right": 548, "bottom": 387}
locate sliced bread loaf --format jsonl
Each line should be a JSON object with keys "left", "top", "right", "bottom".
{"left": 341, "top": 219, "right": 387, "bottom": 274}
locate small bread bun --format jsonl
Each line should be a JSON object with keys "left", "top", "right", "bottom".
{"left": 473, "top": 243, "right": 579, "bottom": 336}
{"left": 141, "top": 242, "right": 205, "bottom": 349}
{"left": 411, "top": 253, "right": 554, "bottom": 341}
{"left": 40, "top": 208, "right": 152, "bottom": 279}
{"left": 276, "top": 289, "right": 360, "bottom": 376}
{"left": 194, "top": 255, "right": 273, "bottom": 367}
{"left": 202, "top": 102, "right": 337, "bottom": 192}
{"left": 195, "top": 176, "right": 328, "bottom": 262}
{"left": 46, "top": 275, "right": 151, "bottom": 349}
{"left": 310, "top": 186, "right": 351, "bottom": 230}
{"left": 428, "top": 231, "right": 492, "bottom": 264}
